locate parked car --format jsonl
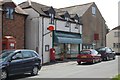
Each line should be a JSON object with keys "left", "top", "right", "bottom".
{"left": 77, "top": 49, "right": 101, "bottom": 65}
{"left": 0, "top": 49, "right": 42, "bottom": 80}
{"left": 95, "top": 47, "right": 116, "bottom": 61}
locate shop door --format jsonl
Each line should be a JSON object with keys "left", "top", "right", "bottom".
{"left": 64, "top": 44, "right": 70, "bottom": 59}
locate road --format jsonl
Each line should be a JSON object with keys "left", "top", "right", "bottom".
{"left": 10, "top": 56, "right": 119, "bottom": 80}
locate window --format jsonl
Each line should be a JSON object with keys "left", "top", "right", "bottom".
{"left": 12, "top": 53, "right": 23, "bottom": 60}
{"left": 65, "top": 21, "right": 70, "bottom": 27}
{"left": 113, "top": 43, "right": 120, "bottom": 48}
{"left": 75, "top": 19, "right": 78, "bottom": 23}
{"left": 30, "top": 51, "right": 38, "bottom": 57}
{"left": 114, "top": 32, "right": 120, "bottom": 37}
{"left": 113, "top": 43, "right": 116, "bottom": 48}
{"left": 106, "top": 48, "right": 112, "bottom": 53}
{"left": 75, "top": 24, "right": 79, "bottom": 29}
{"left": 22, "top": 51, "right": 33, "bottom": 58}
{"left": 45, "top": 45, "right": 49, "bottom": 51}
{"left": 92, "top": 6, "right": 96, "bottom": 15}
{"left": 6, "top": 8, "right": 14, "bottom": 19}
{"left": 49, "top": 13, "right": 54, "bottom": 24}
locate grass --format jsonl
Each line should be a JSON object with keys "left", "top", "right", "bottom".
{"left": 112, "top": 74, "right": 120, "bottom": 80}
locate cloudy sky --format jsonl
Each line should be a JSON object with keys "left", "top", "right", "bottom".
{"left": 13, "top": 0, "right": 119, "bottom": 30}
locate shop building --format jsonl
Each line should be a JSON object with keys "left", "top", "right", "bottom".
{"left": 58, "top": 2, "right": 108, "bottom": 49}
{"left": 19, "top": 1, "right": 82, "bottom": 63}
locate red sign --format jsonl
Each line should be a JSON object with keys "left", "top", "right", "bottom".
{"left": 94, "top": 33, "right": 99, "bottom": 40}
{"left": 47, "top": 25, "right": 55, "bottom": 31}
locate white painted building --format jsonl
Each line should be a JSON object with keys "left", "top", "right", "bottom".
{"left": 19, "top": 1, "right": 82, "bottom": 63}
{"left": 106, "top": 26, "right": 120, "bottom": 54}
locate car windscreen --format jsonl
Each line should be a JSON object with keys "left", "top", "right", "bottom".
{"left": 0, "top": 50, "right": 14, "bottom": 61}
{"left": 80, "top": 50, "right": 91, "bottom": 54}
{"left": 96, "top": 48, "right": 106, "bottom": 51}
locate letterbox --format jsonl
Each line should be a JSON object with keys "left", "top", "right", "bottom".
{"left": 2, "top": 36, "right": 16, "bottom": 50}
{"left": 50, "top": 48, "right": 56, "bottom": 62}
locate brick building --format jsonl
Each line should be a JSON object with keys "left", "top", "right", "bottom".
{"left": 0, "top": 4, "right": 2, "bottom": 51}
{"left": 1, "top": 0, "right": 27, "bottom": 49}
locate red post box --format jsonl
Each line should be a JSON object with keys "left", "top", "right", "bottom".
{"left": 2, "top": 36, "right": 16, "bottom": 50}
{"left": 50, "top": 48, "right": 56, "bottom": 62}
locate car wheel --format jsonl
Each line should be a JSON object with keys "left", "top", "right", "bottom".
{"left": 1, "top": 70, "right": 8, "bottom": 80}
{"left": 106, "top": 56, "right": 109, "bottom": 61}
{"left": 113, "top": 56, "right": 115, "bottom": 60}
{"left": 78, "top": 62, "right": 81, "bottom": 65}
{"left": 92, "top": 59, "right": 95, "bottom": 64}
{"left": 99, "top": 58, "right": 102, "bottom": 62}
{"left": 31, "top": 66, "right": 39, "bottom": 76}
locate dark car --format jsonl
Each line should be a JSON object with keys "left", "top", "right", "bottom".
{"left": 77, "top": 49, "right": 101, "bottom": 65}
{"left": 0, "top": 49, "right": 42, "bottom": 80}
{"left": 95, "top": 47, "right": 116, "bottom": 61}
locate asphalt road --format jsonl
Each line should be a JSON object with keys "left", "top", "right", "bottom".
{"left": 10, "top": 56, "right": 119, "bottom": 80}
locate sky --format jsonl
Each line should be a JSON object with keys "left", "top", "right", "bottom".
{"left": 12, "top": 0, "right": 119, "bottom": 30}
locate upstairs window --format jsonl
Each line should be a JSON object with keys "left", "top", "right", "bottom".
{"left": 75, "top": 19, "right": 78, "bottom": 23}
{"left": 65, "top": 17, "right": 70, "bottom": 27}
{"left": 6, "top": 8, "right": 14, "bottom": 19}
{"left": 49, "top": 13, "right": 54, "bottom": 24}
{"left": 75, "top": 24, "right": 79, "bottom": 29}
{"left": 65, "top": 22, "right": 71, "bottom": 27}
{"left": 92, "top": 6, "right": 96, "bottom": 15}
{"left": 114, "top": 32, "right": 120, "bottom": 37}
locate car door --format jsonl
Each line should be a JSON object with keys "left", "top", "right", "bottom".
{"left": 108, "top": 48, "right": 115, "bottom": 59}
{"left": 8, "top": 51, "right": 24, "bottom": 75}
{"left": 21, "top": 51, "right": 35, "bottom": 72}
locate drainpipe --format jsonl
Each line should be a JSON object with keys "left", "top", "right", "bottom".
{"left": 41, "top": 17, "right": 44, "bottom": 64}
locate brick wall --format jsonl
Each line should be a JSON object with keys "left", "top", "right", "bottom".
{"left": 3, "top": 12, "right": 25, "bottom": 49}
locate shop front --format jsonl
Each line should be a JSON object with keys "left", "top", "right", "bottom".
{"left": 53, "top": 31, "right": 82, "bottom": 60}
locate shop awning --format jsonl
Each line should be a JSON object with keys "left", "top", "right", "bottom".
{"left": 54, "top": 31, "right": 82, "bottom": 44}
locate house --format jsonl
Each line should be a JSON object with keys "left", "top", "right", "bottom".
{"left": 106, "top": 26, "right": 120, "bottom": 54}
{"left": 1, "top": 0, "right": 27, "bottom": 49}
{"left": 58, "top": 2, "right": 108, "bottom": 49}
{"left": 19, "top": 1, "right": 83, "bottom": 63}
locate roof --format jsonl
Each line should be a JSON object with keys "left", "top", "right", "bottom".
{"left": 15, "top": 6, "right": 28, "bottom": 15}
{"left": 0, "top": 0, "right": 28, "bottom": 15}
{"left": 58, "top": 2, "right": 94, "bottom": 17}
{"left": 112, "top": 25, "right": 120, "bottom": 30}
{"left": 19, "top": 1, "right": 48, "bottom": 16}
{"left": 19, "top": 1, "right": 83, "bottom": 24}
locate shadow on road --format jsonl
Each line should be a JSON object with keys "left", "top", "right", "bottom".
{"left": 7, "top": 74, "right": 32, "bottom": 80}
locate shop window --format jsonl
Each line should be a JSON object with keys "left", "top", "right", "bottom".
{"left": 71, "top": 44, "right": 79, "bottom": 54}
{"left": 6, "top": 8, "right": 14, "bottom": 19}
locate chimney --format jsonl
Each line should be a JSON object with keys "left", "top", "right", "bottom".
{"left": 27, "top": 0, "right": 31, "bottom": 6}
